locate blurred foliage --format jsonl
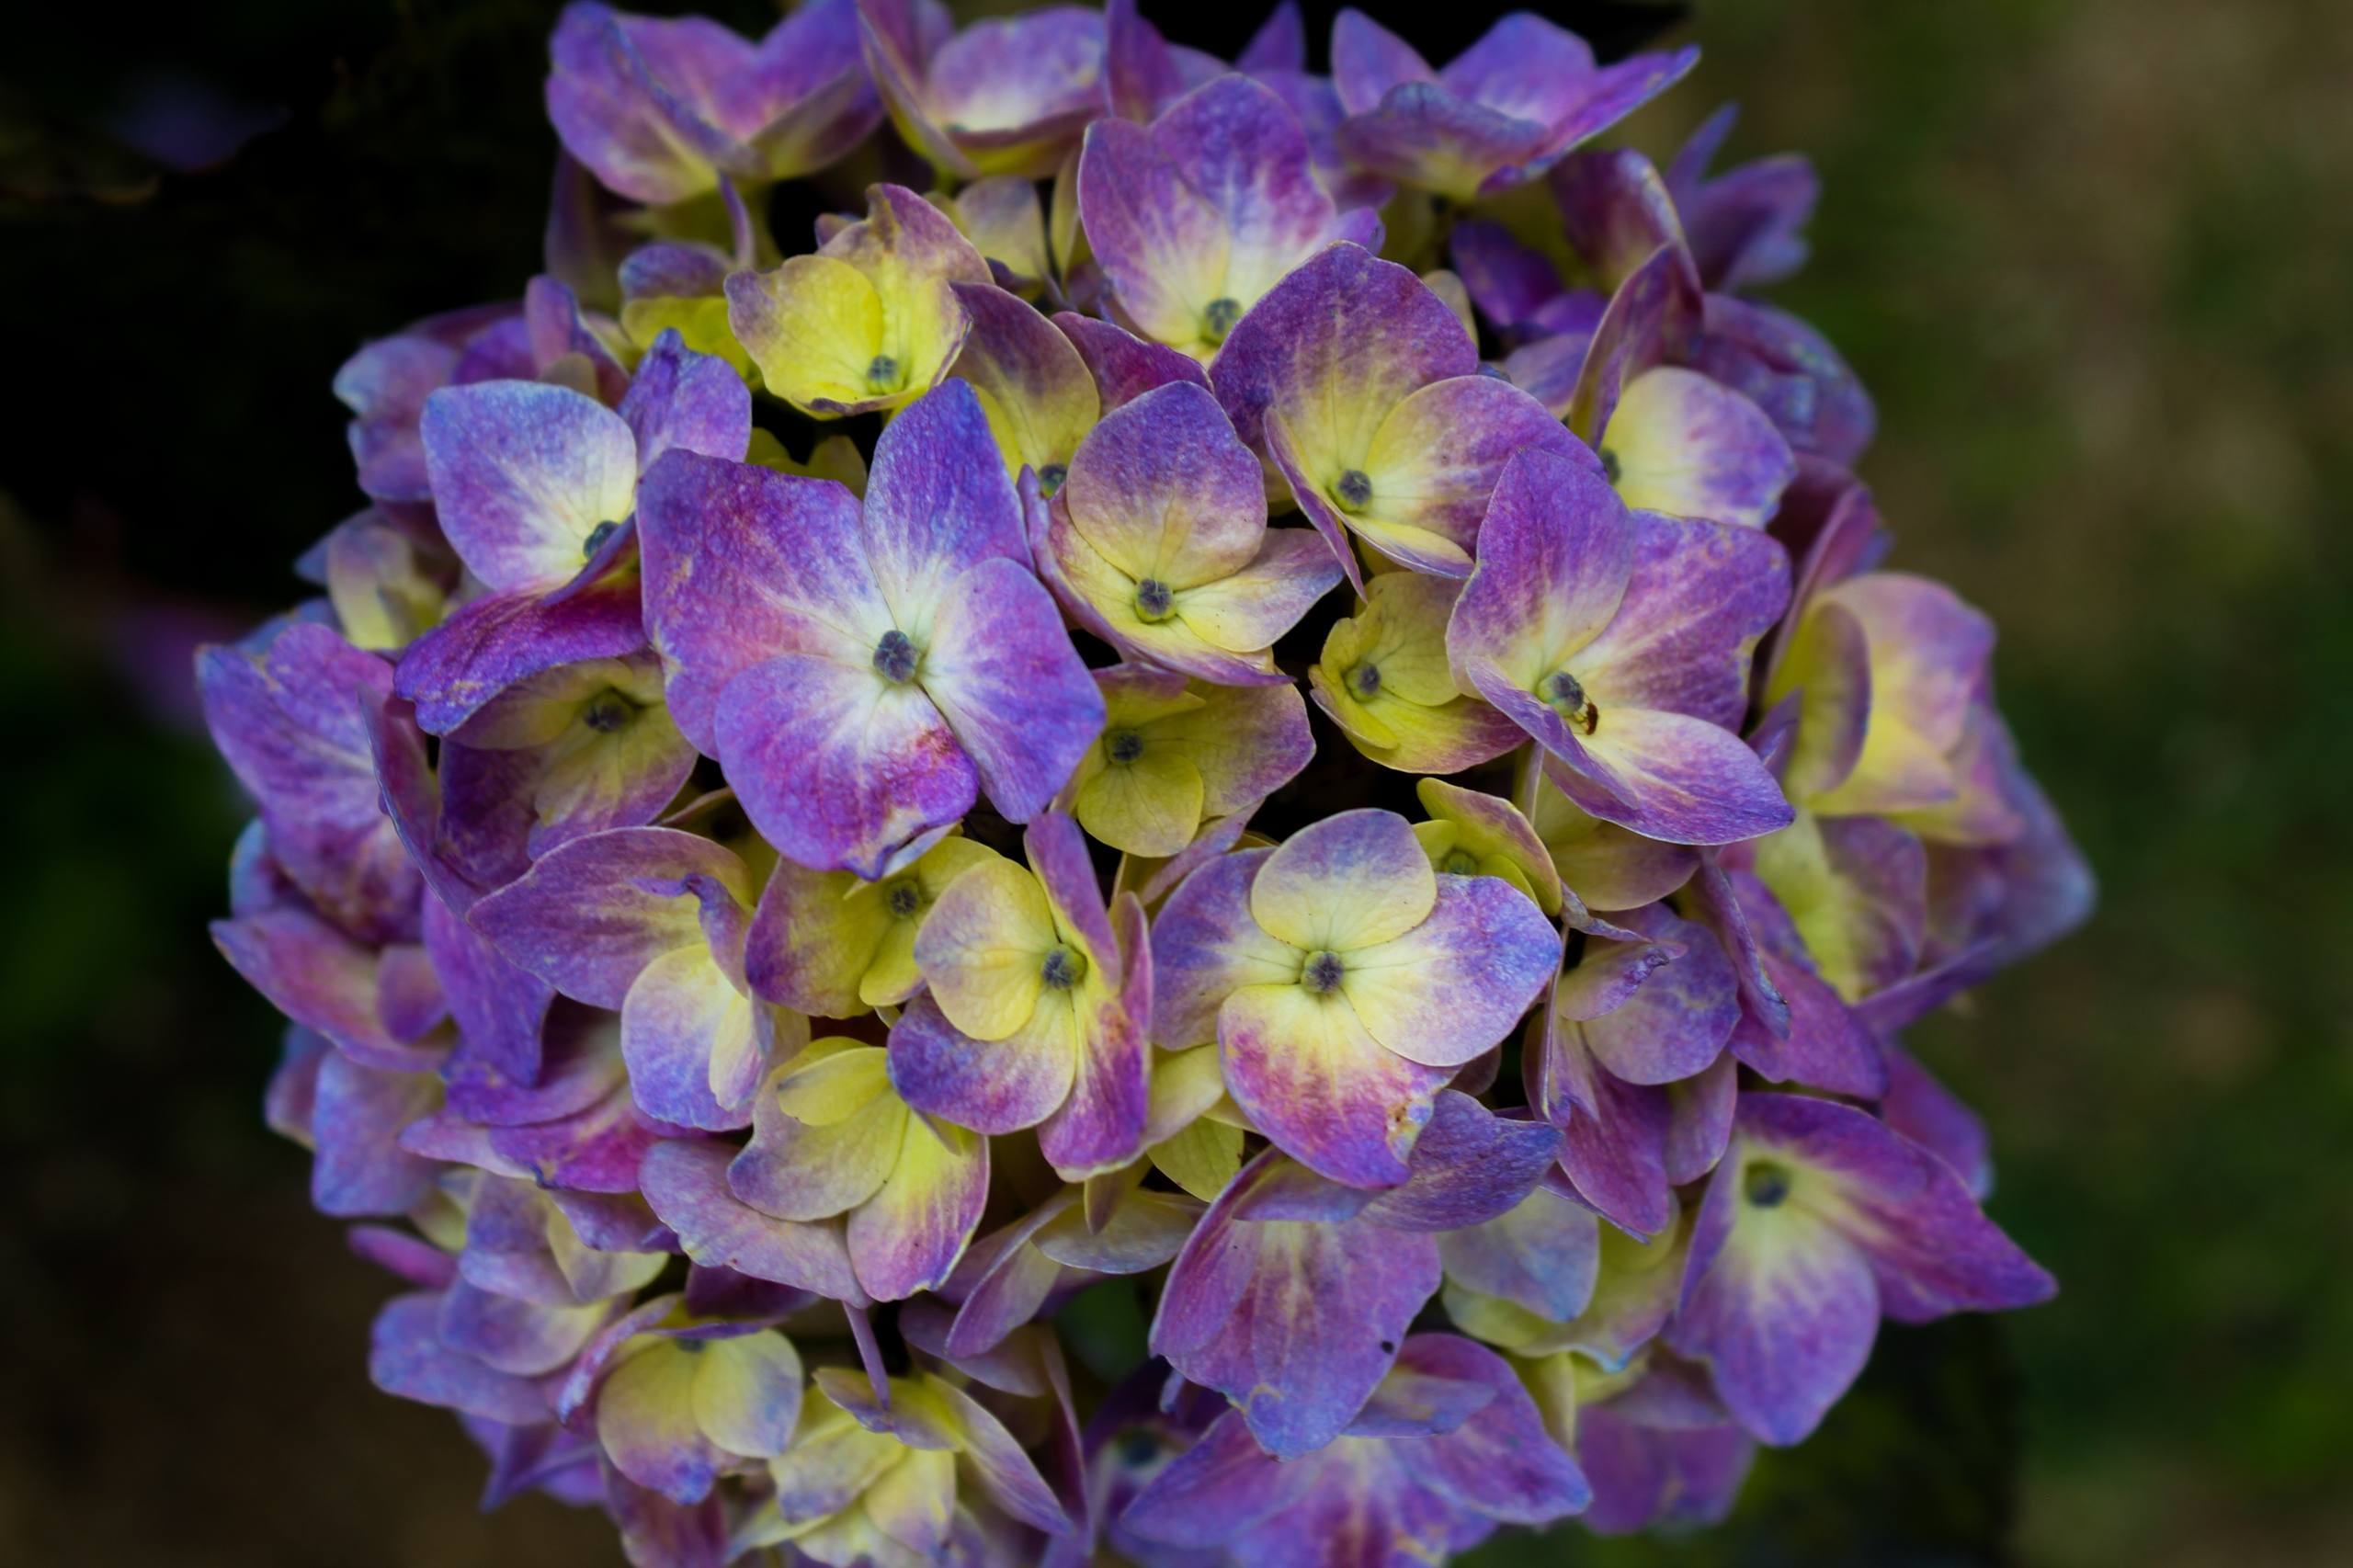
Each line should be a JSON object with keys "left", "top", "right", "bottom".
{"left": 2, "top": 1, "right": 2348, "bottom": 1564}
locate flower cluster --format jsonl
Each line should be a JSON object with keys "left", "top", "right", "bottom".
{"left": 200, "top": 4, "right": 2091, "bottom": 1563}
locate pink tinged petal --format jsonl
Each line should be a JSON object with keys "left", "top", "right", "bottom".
{"left": 620, "top": 330, "right": 753, "bottom": 471}
{"left": 1208, "top": 242, "right": 1473, "bottom": 463}
{"left": 735, "top": 0, "right": 883, "bottom": 176}
{"left": 1599, "top": 367, "right": 1795, "bottom": 529}
{"left": 886, "top": 992, "right": 1074, "bottom": 1133}
{"left": 1078, "top": 116, "right": 1231, "bottom": 351}
{"left": 1340, "top": 875, "right": 1559, "bottom": 1068}
{"left": 848, "top": 1115, "right": 989, "bottom": 1301}
{"left": 545, "top": 6, "right": 754, "bottom": 204}
{"left": 1733, "top": 1093, "right": 2052, "bottom": 1324}
{"left": 1156, "top": 75, "right": 1350, "bottom": 311}
{"left": 732, "top": 1059, "right": 906, "bottom": 1221}
{"left": 469, "top": 826, "right": 747, "bottom": 1006}
{"left": 1540, "top": 701, "right": 1796, "bottom": 847}
{"left": 210, "top": 912, "right": 444, "bottom": 1074}
{"left": 1776, "top": 600, "right": 1873, "bottom": 803}
{"left": 1388, "top": 1335, "right": 1590, "bottom": 1522}
{"left": 391, "top": 575, "right": 646, "bottom": 739}
{"left": 691, "top": 1331, "right": 803, "bottom": 1460}
{"left": 621, "top": 944, "right": 767, "bottom": 1131}
{"left": 715, "top": 653, "right": 977, "bottom": 880}
{"left": 1358, "top": 1091, "right": 1563, "bottom": 1231}
{"left": 420, "top": 381, "right": 639, "bottom": 595}
{"left": 854, "top": 366, "right": 1028, "bottom": 621}
{"left": 198, "top": 626, "right": 423, "bottom": 944}
{"left": 1665, "top": 1163, "right": 1879, "bottom": 1445}
{"left": 1665, "top": 1051, "right": 1740, "bottom": 1185}
{"left": 1120, "top": 1406, "right": 1311, "bottom": 1547}
{"left": 1581, "top": 903, "right": 1740, "bottom": 1084}
{"left": 1438, "top": 1182, "right": 1600, "bottom": 1323}
{"left": 1550, "top": 146, "right": 1685, "bottom": 296}
{"left": 640, "top": 1138, "right": 867, "bottom": 1303}
{"left": 1445, "top": 449, "right": 1635, "bottom": 692}
{"left": 1350, "top": 373, "right": 1590, "bottom": 574}
{"left": 599, "top": 1341, "right": 728, "bottom": 1504}
{"left": 1691, "top": 294, "right": 1876, "bottom": 464}
{"left": 947, "top": 283, "right": 1099, "bottom": 481}
{"left": 437, "top": 1278, "right": 608, "bottom": 1376}
{"left": 492, "top": 1080, "right": 663, "bottom": 1195}
{"left": 369, "top": 1293, "right": 551, "bottom": 1426}
{"left": 1724, "top": 875, "right": 1887, "bottom": 1097}
{"left": 1250, "top": 807, "right": 1436, "bottom": 953}
{"left": 1449, "top": 219, "right": 1569, "bottom": 332}
{"left": 1336, "top": 86, "right": 1552, "bottom": 203}
{"left": 1062, "top": 381, "right": 1266, "bottom": 588}
{"left": 1575, "top": 512, "right": 1790, "bottom": 728}
{"left": 945, "top": 1222, "right": 1068, "bottom": 1358}
{"left": 1152, "top": 1152, "right": 1440, "bottom": 1457}
{"left": 1038, "top": 903, "right": 1153, "bottom": 1178}
{"left": 1053, "top": 312, "right": 1210, "bottom": 411}
{"left": 635, "top": 450, "right": 887, "bottom": 755}
{"left": 310, "top": 1051, "right": 441, "bottom": 1217}
{"left": 605, "top": 1471, "right": 729, "bottom": 1568}
{"left": 1569, "top": 240, "right": 1706, "bottom": 447}
{"left": 917, "top": 557, "right": 1106, "bottom": 824}
{"left": 1147, "top": 847, "right": 1300, "bottom": 1047}
{"left": 1219, "top": 983, "right": 1449, "bottom": 1188}
{"left": 335, "top": 332, "right": 460, "bottom": 504}
{"left": 1164, "top": 528, "right": 1343, "bottom": 670}
{"left": 923, "top": 1374, "right": 1074, "bottom": 1535}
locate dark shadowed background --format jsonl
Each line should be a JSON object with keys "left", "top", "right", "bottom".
{"left": 3, "top": 1, "right": 2347, "bottom": 1563}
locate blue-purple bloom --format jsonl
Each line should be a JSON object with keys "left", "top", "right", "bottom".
{"left": 198, "top": 6, "right": 2089, "bottom": 1564}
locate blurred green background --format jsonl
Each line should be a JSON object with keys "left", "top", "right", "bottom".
{"left": 3, "top": 1, "right": 2347, "bottom": 1562}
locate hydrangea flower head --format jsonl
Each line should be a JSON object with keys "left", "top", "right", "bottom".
{"left": 197, "top": 8, "right": 2091, "bottom": 1564}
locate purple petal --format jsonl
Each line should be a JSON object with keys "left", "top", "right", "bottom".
{"left": 619, "top": 329, "right": 752, "bottom": 471}
{"left": 1358, "top": 1091, "right": 1562, "bottom": 1231}
{"left": 198, "top": 624, "right": 422, "bottom": 944}
{"left": 1053, "top": 312, "right": 1210, "bottom": 411}
{"left": 420, "top": 380, "right": 639, "bottom": 595}
{"left": 919, "top": 557, "right": 1106, "bottom": 824}
{"left": 639, "top": 1138, "right": 866, "bottom": 1302}
{"left": 1340, "top": 874, "right": 1560, "bottom": 1069}
{"left": 469, "top": 827, "right": 746, "bottom": 1006}
{"left": 716, "top": 653, "right": 978, "bottom": 879}
{"left": 392, "top": 575, "right": 647, "bottom": 738}
{"left": 1152, "top": 1151, "right": 1439, "bottom": 1457}
{"left": 635, "top": 449, "right": 884, "bottom": 755}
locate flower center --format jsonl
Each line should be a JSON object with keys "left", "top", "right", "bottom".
{"left": 581, "top": 518, "right": 621, "bottom": 560}
{"left": 1038, "top": 463, "right": 1068, "bottom": 496}
{"left": 1333, "top": 469, "right": 1373, "bottom": 513}
{"left": 1441, "top": 849, "right": 1480, "bottom": 876}
{"left": 1106, "top": 730, "right": 1145, "bottom": 764}
{"left": 883, "top": 879, "right": 920, "bottom": 918}
{"left": 1203, "top": 297, "right": 1241, "bottom": 342}
{"left": 1543, "top": 669, "right": 1600, "bottom": 734}
{"left": 865, "top": 353, "right": 901, "bottom": 392}
{"left": 1040, "top": 946, "right": 1088, "bottom": 990}
{"left": 1346, "top": 663, "right": 1381, "bottom": 699}
{"left": 1743, "top": 1161, "right": 1793, "bottom": 1209}
{"left": 872, "top": 629, "right": 919, "bottom": 684}
{"left": 1133, "top": 577, "right": 1176, "bottom": 622}
{"left": 580, "top": 689, "right": 635, "bottom": 733}
{"left": 1301, "top": 950, "right": 1346, "bottom": 994}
